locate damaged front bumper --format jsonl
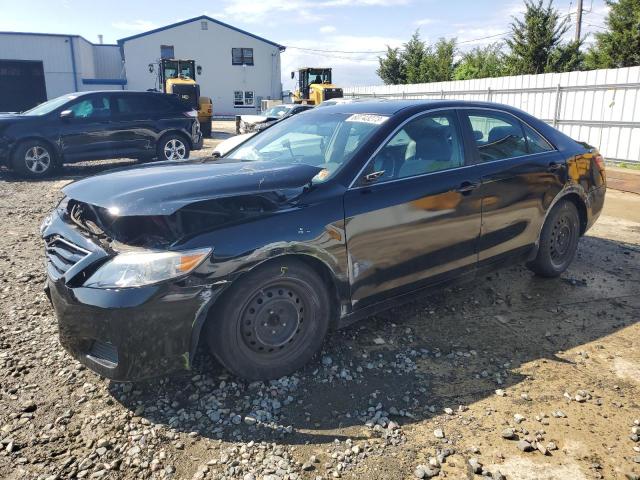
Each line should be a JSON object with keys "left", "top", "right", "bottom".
{"left": 42, "top": 212, "right": 224, "bottom": 382}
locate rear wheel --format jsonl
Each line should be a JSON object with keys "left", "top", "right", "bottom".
{"left": 527, "top": 200, "right": 580, "bottom": 277}
{"left": 12, "top": 140, "right": 56, "bottom": 178}
{"left": 157, "top": 134, "right": 190, "bottom": 161}
{"left": 205, "top": 259, "right": 331, "bottom": 380}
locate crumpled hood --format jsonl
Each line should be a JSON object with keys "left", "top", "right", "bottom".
{"left": 63, "top": 159, "right": 323, "bottom": 216}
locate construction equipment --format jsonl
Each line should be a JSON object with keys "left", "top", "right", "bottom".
{"left": 158, "top": 59, "right": 212, "bottom": 137}
{"left": 291, "top": 68, "right": 343, "bottom": 105}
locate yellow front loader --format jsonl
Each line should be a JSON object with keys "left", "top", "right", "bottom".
{"left": 291, "top": 68, "right": 343, "bottom": 105}
{"left": 158, "top": 59, "right": 212, "bottom": 137}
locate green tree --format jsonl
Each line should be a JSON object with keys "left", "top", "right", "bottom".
{"left": 421, "top": 38, "right": 457, "bottom": 82}
{"left": 377, "top": 46, "right": 406, "bottom": 85}
{"left": 402, "top": 30, "right": 427, "bottom": 83}
{"left": 585, "top": 0, "right": 640, "bottom": 69}
{"left": 454, "top": 43, "right": 507, "bottom": 80}
{"left": 548, "top": 39, "right": 585, "bottom": 72}
{"left": 505, "top": 0, "right": 572, "bottom": 74}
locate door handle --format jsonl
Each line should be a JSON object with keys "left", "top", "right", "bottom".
{"left": 456, "top": 181, "right": 480, "bottom": 195}
{"left": 547, "top": 162, "right": 564, "bottom": 172}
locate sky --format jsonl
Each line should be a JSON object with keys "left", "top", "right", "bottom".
{"left": 0, "top": 0, "right": 611, "bottom": 88}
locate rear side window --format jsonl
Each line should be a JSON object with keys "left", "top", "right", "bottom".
{"left": 467, "top": 112, "right": 528, "bottom": 161}
{"left": 116, "top": 95, "right": 171, "bottom": 115}
{"left": 523, "top": 124, "right": 554, "bottom": 153}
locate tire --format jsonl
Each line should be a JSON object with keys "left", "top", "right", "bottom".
{"left": 527, "top": 200, "right": 581, "bottom": 277}
{"left": 11, "top": 140, "right": 56, "bottom": 178}
{"left": 156, "top": 133, "right": 190, "bottom": 161}
{"left": 205, "top": 259, "right": 331, "bottom": 380}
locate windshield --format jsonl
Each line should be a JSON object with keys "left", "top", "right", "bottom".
{"left": 228, "top": 111, "right": 388, "bottom": 181}
{"left": 263, "top": 106, "right": 291, "bottom": 118}
{"left": 22, "top": 94, "right": 77, "bottom": 116}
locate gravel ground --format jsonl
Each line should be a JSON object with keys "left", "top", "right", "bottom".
{"left": 1, "top": 126, "right": 639, "bottom": 479}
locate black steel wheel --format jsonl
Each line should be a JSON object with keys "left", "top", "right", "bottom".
{"left": 205, "top": 259, "right": 331, "bottom": 380}
{"left": 527, "top": 199, "right": 580, "bottom": 277}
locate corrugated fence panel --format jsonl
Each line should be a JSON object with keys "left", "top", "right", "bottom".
{"left": 344, "top": 66, "right": 640, "bottom": 163}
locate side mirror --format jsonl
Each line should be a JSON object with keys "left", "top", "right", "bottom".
{"left": 212, "top": 151, "right": 221, "bottom": 158}
{"left": 364, "top": 170, "right": 385, "bottom": 183}
{"left": 60, "top": 110, "right": 74, "bottom": 120}
{"left": 290, "top": 71, "right": 295, "bottom": 80}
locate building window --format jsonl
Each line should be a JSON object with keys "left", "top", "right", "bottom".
{"left": 200, "top": 21, "right": 208, "bottom": 30}
{"left": 160, "top": 45, "right": 174, "bottom": 59}
{"left": 232, "top": 48, "right": 254, "bottom": 66}
{"left": 234, "top": 91, "right": 255, "bottom": 107}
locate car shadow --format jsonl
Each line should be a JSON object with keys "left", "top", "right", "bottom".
{"left": 108, "top": 233, "right": 640, "bottom": 446}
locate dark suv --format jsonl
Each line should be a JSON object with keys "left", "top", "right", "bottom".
{"left": 0, "top": 91, "right": 203, "bottom": 178}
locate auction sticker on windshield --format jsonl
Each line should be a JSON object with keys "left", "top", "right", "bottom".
{"left": 345, "top": 114, "right": 389, "bottom": 125}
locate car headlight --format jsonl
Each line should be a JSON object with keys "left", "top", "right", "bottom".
{"left": 83, "top": 247, "right": 211, "bottom": 288}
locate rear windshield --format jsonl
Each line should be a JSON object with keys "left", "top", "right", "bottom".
{"left": 228, "top": 112, "right": 388, "bottom": 181}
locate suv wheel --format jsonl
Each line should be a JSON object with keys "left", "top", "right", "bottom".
{"left": 158, "top": 134, "right": 190, "bottom": 161}
{"left": 527, "top": 199, "right": 580, "bottom": 277}
{"left": 205, "top": 259, "right": 331, "bottom": 380}
{"left": 12, "top": 141, "right": 56, "bottom": 178}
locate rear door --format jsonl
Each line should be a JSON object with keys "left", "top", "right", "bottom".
{"left": 343, "top": 109, "right": 483, "bottom": 309}
{"left": 58, "top": 94, "right": 119, "bottom": 160}
{"left": 460, "top": 109, "right": 565, "bottom": 267}
{"left": 110, "top": 93, "right": 167, "bottom": 155}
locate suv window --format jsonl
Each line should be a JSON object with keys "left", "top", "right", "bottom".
{"left": 68, "top": 95, "right": 111, "bottom": 119}
{"left": 467, "top": 112, "right": 528, "bottom": 161}
{"left": 368, "top": 111, "right": 464, "bottom": 181}
{"left": 116, "top": 94, "right": 171, "bottom": 115}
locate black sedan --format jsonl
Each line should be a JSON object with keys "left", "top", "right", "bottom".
{"left": 0, "top": 91, "right": 203, "bottom": 178}
{"left": 41, "top": 100, "right": 606, "bottom": 381}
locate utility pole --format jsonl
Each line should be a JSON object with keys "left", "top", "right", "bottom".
{"left": 575, "top": 0, "right": 584, "bottom": 42}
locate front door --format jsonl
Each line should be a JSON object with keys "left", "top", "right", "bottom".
{"left": 59, "top": 94, "right": 119, "bottom": 161}
{"left": 344, "top": 109, "right": 483, "bottom": 310}
{"left": 460, "top": 109, "right": 565, "bottom": 266}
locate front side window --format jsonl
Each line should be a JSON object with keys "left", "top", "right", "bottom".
{"left": 228, "top": 112, "right": 387, "bottom": 181}
{"left": 234, "top": 91, "right": 254, "bottom": 107}
{"left": 68, "top": 95, "right": 111, "bottom": 119}
{"left": 467, "top": 112, "right": 528, "bottom": 161}
{"left": 232, "top": 48, "right": 254, "bottom": 65}
{"left": 367, "top": 111, "right": 464, "bottom": 182}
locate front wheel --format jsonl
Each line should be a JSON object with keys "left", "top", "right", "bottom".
{"left": 12, "top": 141, "right": 56, "bottom": 178}
{"left": 157, "top": 134, "right": 190, "bottom": 161}
{"left": 205, "top": 260, "right": 331, "bottom": 380}
{"left": 527, "top": 199, "right": 580, "bottom": 277}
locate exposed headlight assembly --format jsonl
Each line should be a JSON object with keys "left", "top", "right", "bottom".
{"left": 84, "top": 248, "right": 211, "bottom": 288}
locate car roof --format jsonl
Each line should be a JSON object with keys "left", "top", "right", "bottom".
{"left": 314, "top": 99, "right": 528, "bottom": 116}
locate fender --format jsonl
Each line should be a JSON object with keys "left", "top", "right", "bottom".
{"left": 527, "top": 182, "right": 590, "bottom": 261}
{"left": 187, "top": 242, "right": 351, "bottom": 362}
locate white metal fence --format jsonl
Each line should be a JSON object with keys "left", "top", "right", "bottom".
{"left": 344, "top": 66, "right": 640, "bottom": 164}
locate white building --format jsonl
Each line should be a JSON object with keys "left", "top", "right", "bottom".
{"left": 119, "top": 15, "right": 285, "bottom": 116}
{"left": 0, "top": 32, "right": 124, "bottom": 112}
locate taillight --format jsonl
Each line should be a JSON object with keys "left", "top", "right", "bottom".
{"left": 183, "top": 110, "right": 198, "bottom": 118}
{"left": 594, "top": 153, "right": 606, "bottom": 171}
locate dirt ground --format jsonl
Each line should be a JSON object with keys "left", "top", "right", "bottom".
{"left": 0, "top": 123, "right": 639, "bottom": 480}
